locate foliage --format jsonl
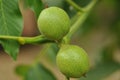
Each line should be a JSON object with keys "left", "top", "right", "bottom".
{"left": 0, "top": 0, "right": 120, "bottom": 80}
{"left": 0, "top": 0, "right": 23, "bottom": 60}
{"left": 15, "top": 63, "right": 56, "bottom": 80}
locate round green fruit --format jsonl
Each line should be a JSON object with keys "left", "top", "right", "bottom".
{"left": 37, "top": 7, "right": 70, "bottom": 40}
{"left": 56, "top": 44, "right": 89, "bottom": 78}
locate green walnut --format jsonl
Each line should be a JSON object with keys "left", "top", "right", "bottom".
{"left": 37, "top": 7, "right": 70, "bottom": 40}
{"left": 56, "top": 44, "right": 89, "bottom": 78}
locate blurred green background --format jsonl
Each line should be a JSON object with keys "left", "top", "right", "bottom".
{"left": 0, "top": 0, "right": 120, "bottom": 80}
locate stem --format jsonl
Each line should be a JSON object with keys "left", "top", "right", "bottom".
{"left": 64, "top": 0, "right": 98, "bottom": 43}
{"left": 65, "top": 12, "right": 89, "bottom": 40}
{"left": 0, "top": 35, "right": 54, "bottom": 45}
{"left": 70, "top": 12, "right": 82, "bottom": 25}
{"left": 65, "top": 0, "right": 84, "bottom": 12}
{"left": 84, "top": 0, "right": 98, "bottom": 11}
{"left": 0, "top": 36, "right": 19, "bottom": 40}
{"left": 23, "top": 35, "right": 54, "bottom": 44}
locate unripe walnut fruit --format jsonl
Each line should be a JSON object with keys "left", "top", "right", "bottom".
{"left": 37, "top": 7, "right": 70, "bottom": 40}
{"left": 56, "top": 45, "right": 89, "bottom": 78}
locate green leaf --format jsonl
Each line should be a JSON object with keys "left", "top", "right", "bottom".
{"left": 15, "top": 65, "right": 31, "bottom": 77}
{"left": 0, "top": 0, "right": 23, "bottom": 60}
{"left": 25, "top": 63, "right": 56, "bottom": 80}
{"left": 79, "top": 62, "right": 120, "bottom": 80}
{"left": 24, "top": 0, "right": 44, "bottom": 19}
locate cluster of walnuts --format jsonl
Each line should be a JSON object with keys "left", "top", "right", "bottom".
{"left": 38, "top": 7, "right": 89, "bottom": 78}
